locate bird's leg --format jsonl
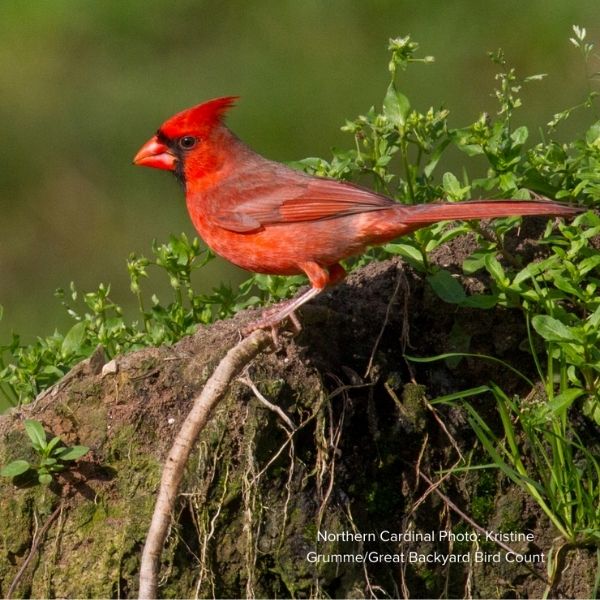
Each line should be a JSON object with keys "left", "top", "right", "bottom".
{"left": 327, "top": 263, "right": 347, "bottom": 286}
{"left": 242, "top": 286, "right": 322, "bottom": 337}
{"left": 242, "top": 262, "right": 346, "bottom": 337}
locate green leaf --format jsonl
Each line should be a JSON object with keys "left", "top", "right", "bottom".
{"left": 38, "top": 472, "right": 53, "bottom": 485}
{"left": 545, "top": 388, "right": 584, "bottom": 417}
{"left": 460, "top": 144, "right": 484, "bottom": 157}
{"left": 585, "top": 120, "right": 600, "bottom": 146}
{"left": 24, "top": 420, "right": 47, "bottom": 451}
{"left": 578, "top": 254, "right": 600, "bottom": 276}
{"left": 441, "top": 172, "right": 471, "bottom": 201}
{"left": 41, "top": 365, "right": 66, "bottom": 378}
{"left": 484, "top": 254, "right": 507, "bottom": 285}
{"left": 383, "top": 82, "right": 410, "bottom": 127}
{"left": 512, "top": 257, "right": 555, "bottom": 286}
{"left": 587, "top": 304, "right": 600, "bottom": 330}
{"left": 384, "top": 242, "right": 425, "bottom": 271}
{"left": 461, "top": 294, "right": 499, "bottom": 309}
{"left": 583, "top": 396, "right": 600, "bottom": 426}
{"left": 531, "top": 315, "right": 580, "bottom": 343}
{"left": 429, "top": 385, "right": 492, "bottom": 405}
{"left": 45, "top": 436, "right": 63, "bottom": 454}
{"left": 423, "top": 139, "right": 451, "bottom": 178}
{"left": 550, "top": 274, "right": 583, "bottom": 297}
{"left": 442, "top": 172, "right": 461, "bottom": 197}
{"left": 463, "top": 249, "right": 492, "bottom": 275}
{"left": 510, "top": 126, "right": 528, "bottom": 146}
{"left": 424, "top": 223, "right": 470, "bottom": 253}
{"left": 405, "top": 352, "right": 533, "bottom": 386}
{"left": 54, "top": 445, "right": 89, "bottom": 461}
{"left": 1, "top": 460, "right": 31, "bottom": 477}
{"left": 427, "top": 269, "right": 466, "bottom": 304}
{"left": 61, "top": 321, "right": 87, "bottom": 356}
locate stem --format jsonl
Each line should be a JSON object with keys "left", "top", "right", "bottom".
{"left": 471, "top": 222, "right": 519, "bottom": 267}
{"left": 401, "top": 140, "right": 416, "bottom": 203}
{"left": 135, "top": 289, "right": 150, "bottom": 333}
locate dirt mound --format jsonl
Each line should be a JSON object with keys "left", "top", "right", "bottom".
{"left": 0, "top": 228, "right": 596, "bottom": 598}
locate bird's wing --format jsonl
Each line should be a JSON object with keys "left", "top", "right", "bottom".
{"left": 209, "top": 169, "right": 395, "bottom": 233}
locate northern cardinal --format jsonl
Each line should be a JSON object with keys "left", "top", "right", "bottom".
{"left": 134, "top": 97, "right": 579, "bottom": 331}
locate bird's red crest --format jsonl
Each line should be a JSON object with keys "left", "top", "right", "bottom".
{"left": 159, "top": 96, "right": 239, "bottom": 137}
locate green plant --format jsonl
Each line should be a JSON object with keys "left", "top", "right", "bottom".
{"left": 410, "top": 342, "right": 599, "bottom": 589}
{"left": 3, "top": 29, "right": 599, "bottom": 410}
{"left": 432, "top": 379, "right": 599, "bottom": 542}
{"left": 1, "top": 419, "right": 89, "bottom": 485}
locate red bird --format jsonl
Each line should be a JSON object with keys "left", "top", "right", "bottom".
{"left": 134, "top": 97, "right": 579, "bottom": 331}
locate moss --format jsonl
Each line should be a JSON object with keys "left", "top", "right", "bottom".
{"left": 0, "top": 491, "right": 35, "bottom": 557}
{"left": 2, "top": 253, "right": 590, "bottom": 597}
{"left": 24, "top": 447, "right": 159, "bottom": 598}
{"left": 257, "top": 377, "right": 285, "bottom": 399}
{"left": 495, "top": 489, "right": 525, "bottom": 532}
{"left": 401, "top": 382, "right": 428, "bottom": 432}
{"left": 1, "top": 429, "right": 36, "bottom": 465}
{"left": 470, "top": 469, "right": 498, "bottom": 524}
{"left": 0, "top": 414, "right": 162, "bottom": 598}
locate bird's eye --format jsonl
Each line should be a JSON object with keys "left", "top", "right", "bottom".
{"left": 178, "top": 136, "right": 198, "bottom": 150}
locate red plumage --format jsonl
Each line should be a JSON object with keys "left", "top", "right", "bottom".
{"left": 134, "top": 97, "right": 580, "bottom": 331}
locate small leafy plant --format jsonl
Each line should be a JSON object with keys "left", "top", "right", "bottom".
{"left": 0, "top": 419, "right": 89, "bottom": 485}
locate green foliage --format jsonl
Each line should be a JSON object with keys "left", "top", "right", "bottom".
{"left": 413, "top": 211, "right": 600, "bottom": 424}
{"left": 1, "top": 419, "right": 89, "bottom": 486}
{"left": 0, "top": 28, "right": 599, "bottom": 431}
{"left": 432, "top": 382, "right": 600, "bottom": 548}
{"left": 0, "top": 234, "right": 304, "bottom": 406}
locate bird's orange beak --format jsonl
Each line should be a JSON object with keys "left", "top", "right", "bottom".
{"left": 133, "top": 135, "right": 176, "bottom": 171}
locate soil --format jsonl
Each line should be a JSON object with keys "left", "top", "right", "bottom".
{"left": 0, "top": 220, "right": 597, "bottom": 599}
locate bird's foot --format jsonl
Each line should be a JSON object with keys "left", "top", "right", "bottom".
{"left": 241, "top": 286, "right": 322, "bottom": 344}
{"left": 242, "top": 300, "right": 302, "bottom": 345}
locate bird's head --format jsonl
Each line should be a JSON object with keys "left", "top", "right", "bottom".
{"left": 133, "top": 96, "right": 239, "bottom": 186}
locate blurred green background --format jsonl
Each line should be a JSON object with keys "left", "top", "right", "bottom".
{"left": 1, "top": 0, "right": 599, "bottom": 343}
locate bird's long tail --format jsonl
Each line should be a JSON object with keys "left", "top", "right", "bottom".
{"left": 360, "top": 198, "right": 582, "bottom": 247}
{"left": 398, "top": 198, "right": 581, "bottom": 226}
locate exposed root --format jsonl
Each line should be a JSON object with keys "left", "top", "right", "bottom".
{"left": 192, "top": 442, "right": 230, "bottom": 598}
{"left": 364, "top": 266, "right": 407, "bottom": 380}
{"left": 315, "top": 385, "right": 346, "bottom": 534}
{"left": 417, "top": 469, "right": 548, "bottom": 585}
{"left": 138, "top": 329, "right": 273, "bottom": 600}
{"left": 241, "top": 414, "right": 260, "bottom": 600}
{"left": 345, "top": 502, "right": 394, "bottom": 599}
{"left": 240, "top": 373, "right": 299, "bottom": 559}
{"left": 7, "top": 502, "right": 64, "bottom": 599}
{"left": 239, "top": 373, "right": 296, "bottom": 431}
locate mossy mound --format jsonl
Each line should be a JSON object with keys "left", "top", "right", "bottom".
{"left": 0, "top": 255, "right": 596, "bottom": 598}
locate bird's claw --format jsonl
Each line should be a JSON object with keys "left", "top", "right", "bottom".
{"left": 241, "top": 304, "right": 302, "bottom": 345}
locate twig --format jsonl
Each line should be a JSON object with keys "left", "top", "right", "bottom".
{"left": 239, "top": 375, "right": 295, "bottom": 431}
{"left": 238, "top": 371, "right": 298, "bottom": 555}
{"left": 7, "top": 502, "right": 64, "bottom": 599}
{"left": 138, "top": 329, "right": 273, "bottom": 599}
{"left": 364, "top": 266, "right": 405, "bottom": 379}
